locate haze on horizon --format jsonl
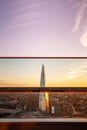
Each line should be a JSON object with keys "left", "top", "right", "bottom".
{"left": 0, "top": 58, "right": 87, "bottom": 87}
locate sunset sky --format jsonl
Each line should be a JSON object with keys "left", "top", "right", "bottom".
{"left": 0, "top": 0, "right": 87, "bottom": 87}
{"left": 0, "top": 0, "right": 87, "bottom": 57}
{"left": 0, "top": 58, "right": 87, "bottom": 87}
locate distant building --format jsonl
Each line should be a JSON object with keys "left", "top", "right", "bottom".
{"left": 51, "top": 106, "right": 55, "bottom": 114}
{"left": 39, "top": 64, "right": 49, "bottom": 113}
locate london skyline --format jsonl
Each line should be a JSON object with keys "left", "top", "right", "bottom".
{"left": 0, "top": 58, "right": 87, "bottom": 87}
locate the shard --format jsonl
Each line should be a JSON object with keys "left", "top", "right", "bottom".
{"left": 39, "top": 64, "right": 49, "bottom": 113}
{"left": 40, "top": 64, "right": 45, "bottom": 87}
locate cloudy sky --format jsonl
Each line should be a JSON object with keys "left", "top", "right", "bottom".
{"left": 0, "top": 0, "right": 87, "bottom": 57}
{"left": 0, "top": 58, "right": 87, "bottom": 87}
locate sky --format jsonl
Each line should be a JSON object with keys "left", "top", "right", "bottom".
{"left": 0, "top": 58, "right": 87, "bottom": 87}
{"left": 0, "top": 0, "right": 87, "bottom": 56}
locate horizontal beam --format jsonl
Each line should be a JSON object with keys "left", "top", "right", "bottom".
{"left": 0, "top": 87, "right": 87, "bottom": 92}
{"left": 0, "top": 57, "right": 87, "bottom": 59}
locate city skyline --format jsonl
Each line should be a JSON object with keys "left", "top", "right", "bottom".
{"left": 0, "top": 58, "right": 87, "bottom": 87}
{"left": 0, "top": 0, "right": 87, "bottom": 57}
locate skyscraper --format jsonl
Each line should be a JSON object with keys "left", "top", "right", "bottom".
{"left": 40, "top": 64, "right": 45, "bottom": 87}
{"left": 39, "top": 64, "right": 49, "bottom": 113}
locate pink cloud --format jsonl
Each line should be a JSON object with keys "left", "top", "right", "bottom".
{"left": 7, "top": 0, "right": 48, "bottom": 30}
{"left": 71, "top": 0, "right": 87, "bottom": 32}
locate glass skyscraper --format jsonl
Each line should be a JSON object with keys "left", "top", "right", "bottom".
{"left": 39, "top": 64, "right": 49, "bottom": 113}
